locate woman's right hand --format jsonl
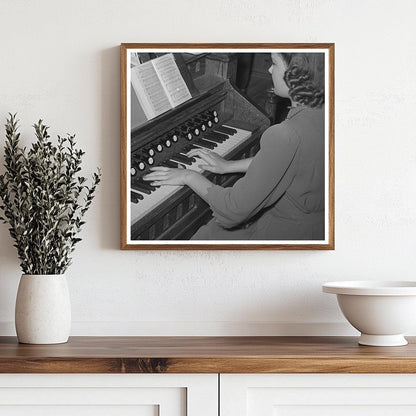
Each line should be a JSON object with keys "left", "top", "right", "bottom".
{"left": 187, "top": 148, "right": 231, "bottom": 174}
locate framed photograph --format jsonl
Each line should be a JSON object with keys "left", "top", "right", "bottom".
{"left": 121, "top": 43, "right": 334, "bottom": 250}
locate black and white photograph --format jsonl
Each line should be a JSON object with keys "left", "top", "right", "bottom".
{"left": 121, "top": 44, "right": 334, "bottom": 249}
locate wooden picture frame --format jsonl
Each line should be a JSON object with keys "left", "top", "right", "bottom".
{"left": 121, "top": 43, "right": 334, "bottom": 250}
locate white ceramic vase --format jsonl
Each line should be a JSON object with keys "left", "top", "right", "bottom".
{"left": 15, "top": 274, "right": 71, "bottom": 344}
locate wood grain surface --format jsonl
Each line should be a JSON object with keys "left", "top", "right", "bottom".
{"left": 0, "top": 336, "right": 415, "bottom": 374}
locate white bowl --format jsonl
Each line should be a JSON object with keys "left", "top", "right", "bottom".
{"left": 323, "top": 281, "right": 416, "bottom": 346}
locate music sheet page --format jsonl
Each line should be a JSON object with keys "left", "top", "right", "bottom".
{"left": 131, "top": 61, "right": 172, "bottom": 119}
{"left": 152, "top": 53, "right": 192, "bottom": 107}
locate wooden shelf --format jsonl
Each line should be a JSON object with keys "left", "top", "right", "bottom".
{"left": 1, "top": 336, "right": 416, "bottom": 374}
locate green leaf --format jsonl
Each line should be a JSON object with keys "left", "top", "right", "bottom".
{"left": 0, "top": 113, "right": 101, "bottom": 274}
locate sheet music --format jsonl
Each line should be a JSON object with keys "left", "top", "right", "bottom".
{"left": 131, "top": 61, "right": 171, "bottom": 119}
{"left": 152, "top": 53, "right": 192, "bottom": 107}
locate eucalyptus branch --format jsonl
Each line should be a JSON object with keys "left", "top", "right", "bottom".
{"left": 0, "top": 114, "right": 101, "bottom": 274}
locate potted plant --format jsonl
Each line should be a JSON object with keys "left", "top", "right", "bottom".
{"left": 0, "top": 114, "right": 101, "bottom": 344}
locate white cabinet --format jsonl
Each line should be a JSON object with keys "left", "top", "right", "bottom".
{"left": 0, "top": 374, "right": 218, "bottom": 416}
{"left": 3, "top": 373, "right": 416, "bottom": 415}
{"left": 220, "top": 374, "right": 416, "bottom": 416}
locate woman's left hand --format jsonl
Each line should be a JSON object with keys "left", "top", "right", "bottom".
{"left": 142, "top": 167, "right": 191, "bottom": 187}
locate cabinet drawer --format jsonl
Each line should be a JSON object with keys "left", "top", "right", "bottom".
{"left": 221, "top": 374, "right": 416, "bottom": 416}
{"left": 0, "top": 374, "right": 217, "bottom": 416}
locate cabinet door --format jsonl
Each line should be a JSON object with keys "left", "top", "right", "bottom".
{"left": 0, "top": 374, "right": 217, "bottom": 416}
{"left": 221, "top": 374, "right": 416, "bottom": 416}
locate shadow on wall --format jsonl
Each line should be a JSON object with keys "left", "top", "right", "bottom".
{"left": 0, "top": 224, "right": 20, "bottom": 326}
{"left": 99, "top": 46, "right": 121, "bottom": 251}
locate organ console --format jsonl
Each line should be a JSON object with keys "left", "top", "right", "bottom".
{"left": 129, "top": 53, "right": 270, "bottom": 241}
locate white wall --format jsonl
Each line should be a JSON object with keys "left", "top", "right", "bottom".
{"left": 0, "top": 0, "right": 415, "bottom": 336}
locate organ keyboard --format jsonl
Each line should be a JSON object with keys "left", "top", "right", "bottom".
{"left": 129, "top": 56, "right": 270, "bottom": 241}
{"left": 131, "top": 125, "right": 252, "bottom": 224}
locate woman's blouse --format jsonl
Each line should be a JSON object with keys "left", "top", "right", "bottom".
{"left": 205, "top": 106, "right": 325, "bottom": 240}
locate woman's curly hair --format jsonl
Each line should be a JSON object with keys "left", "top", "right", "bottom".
{"left": 281, "top": 53, "right": 325, "bottom": 108}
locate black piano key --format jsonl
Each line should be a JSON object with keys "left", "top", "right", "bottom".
{"left": 194, "top": 138, "right": 217, "bottom": 149}
{"left": 208, "top": 131, "right": 229, "bottom": 141}
{"left": 179, "top": 153, "right": 197, "bottom": 163}
{"left": 183, "top": 144, "right": 200, "bottom": 152}
{"left": 131, "top": 191, "right": 144, "bottom": 203}
{"left": 216, "top": 125, "right": 237, "bottom": 135}
{"left": 160, "top": 160, "right": 179, "bottom": 168}
{"left": 132, "top": 180, "right": 156, "bottom": 194}
{"left": 193, "top": 142, "right": 216, "bottom": 150}
{"left": 131, "top": 182, "right": 152, "bottom": 195}
{"left": 142, "top": 180, "right": 157, "bottom": 191}
{"left": 202, "top": 133, "right": 225, "bottom": 143}
{"left": 131, "top": 192, "right": 139, "bottom": 204}
{"left": 170, "top": 153, "right": 194, "bottom": 166}
{"left": 136, "top": 180, "right": 156, "bottom": 194}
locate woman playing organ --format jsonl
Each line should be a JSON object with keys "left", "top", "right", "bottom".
{"left": 143, "top": 53, "right": 325, "bottom": 240}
